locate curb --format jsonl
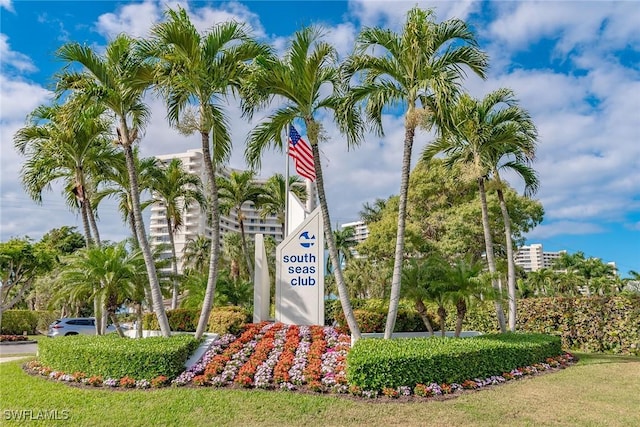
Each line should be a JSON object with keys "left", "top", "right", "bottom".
{"left": 0, "top": 340, "right": 37, "bottom": 346}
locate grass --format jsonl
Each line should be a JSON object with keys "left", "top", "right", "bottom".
{"left": 1, "top": 352, "right": 638, "bottom": 426}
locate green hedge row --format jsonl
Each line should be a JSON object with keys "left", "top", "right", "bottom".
{"left": 142, "top": 307, "right": 250, "bottom": 335}
{"left": 347, "top": 333, "right": 562, "bottom": 390}
{"left": 38, "top": 334, "right": 200, "bottom": 380}
{"left": 326, "top": 299, "right": 434, "bottom": 333}
{"left": 1, "top": 310, "right": 58, "bottom": 335}
{"left": 451, "top": 296, "right": 640, "bottom": 355}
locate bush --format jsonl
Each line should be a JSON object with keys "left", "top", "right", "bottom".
{"left": 452, "top": 296, "right": 640, "bottom": 354}
{"left": 207, "top": 306, "right": 250, "bottom": 335}
{"left": 142, "top": 307, "right": 249, "bottom": 335}
{"left": 0, "top": 310, "right": 55, "bottom": 335}
{"left": 38, "top": 334, "right": 200, "bottom": 380}
{"left": 142, "top": 309, "right": 200, "bottom": 332}
{"left": 331, "top": 300, "right": 433, "bottom": 333}
{"left": 346, "top": 333, "right": 562, "bottom": 390}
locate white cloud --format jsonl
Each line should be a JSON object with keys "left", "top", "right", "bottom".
{"left": 526, "top": 221, "right": 604, "bottom": 239}
{"left": 0, "top": 34, "right": 37, "bottom": 73}
{"left": 488, "top": 1, "right": 640, "bottom": 55}
{"left": 0, "top": 0, "right": 13, "bottom": 12}
{"left": 348, "top": 0, "right": 479, "bottom": 29}
{"left": 95, "top": 0, "right": 162, "bottom": 38}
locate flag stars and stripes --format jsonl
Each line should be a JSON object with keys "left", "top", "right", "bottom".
{"left": 288, "top": 125, "right": 316, "bottom": 182}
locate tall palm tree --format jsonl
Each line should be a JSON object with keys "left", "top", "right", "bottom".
{"left": 423, "top": 89, "right": 537, "bottom": 332}
{"left": 55, "top": 34, "right": 171, "bottom": 336}
{"left": 143, "top": 7, "right": 269, "bottom": 339}
{"left": 94, "top": 150, "right": 159, "bottom": 248}
{"left": 243, "top": 27, "right": 365, "bottom": 340}
{"left": 14, "top": 102, "right": 114, "bottom": 247}
{"left": 149, "top": 158, "right": 205, "bottom": 309}
{"left": 217, "top": 170, "right": 262, "bottom": 280}
{"left": 345, "top": 7, "right": 488, "bottom": 338}
{"left": 257, "top": 173, "right": 307, "bottom": 236}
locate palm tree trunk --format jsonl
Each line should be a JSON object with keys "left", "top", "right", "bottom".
{"left": 384, "top": 122, "right": 416, "bottom": 339}
{"left": 496, "top": 180, "right": 517, "bottom": 332}
{"left": 478, "top": 177, "right": 506, "bottom": 333}
{"left": 438, "top": 305, "right": 446, "bottom": 337}
{"left": 414, "top": 298, "right": 434, "bottom": 336}
{"left": 308, "top": 121, "right": 361, "bottom": 341}
{"left": 167, "top": 216, "right": 180, "bottom": 310}
{"left": 86, "top": 198, "right": 102, "bottom": 246}
{"left": 128, "top": 210, "right": 140, "bottom": 247}
{"left": 120, "top": 121, "right": 171, "bottom": 337}
{"left": 80, "top": 200, "right": 93, "bottom": 247}
{"left": 239, "top": 215, "right": 254, "bottom": 280}
{"left": 135, "top": 302, "right": 143, "bottom": 338}
{"left": 455, "top": 299, "right": 466, "bottom": 338}
{"left": 195, "top": 129, "right": 221, "bottom": 339}
{"left": 110, "top": 312, "right": 125, "bottom": 338}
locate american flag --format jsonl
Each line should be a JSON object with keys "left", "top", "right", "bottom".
{"left": 288, "top": 125, "right": 316, "bottom": 181}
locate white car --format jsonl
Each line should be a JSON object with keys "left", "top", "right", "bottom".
{"left": 47, "top": 318, "right": 116, "bottom": 337}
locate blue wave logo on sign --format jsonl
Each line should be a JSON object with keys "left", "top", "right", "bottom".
{"left": 299, "top": 231, "right": 316, "bottom": 248}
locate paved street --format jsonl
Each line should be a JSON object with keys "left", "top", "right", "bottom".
{"left": 0, "top": 342, "right": 38, "bottom": 357}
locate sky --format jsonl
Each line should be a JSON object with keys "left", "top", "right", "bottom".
{"left": 0, "top": 0, "right": 638, "bottom": 277}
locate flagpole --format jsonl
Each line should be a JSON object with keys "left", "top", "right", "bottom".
{"left": 284, "top": 124, "right": 290, "bottom": 238}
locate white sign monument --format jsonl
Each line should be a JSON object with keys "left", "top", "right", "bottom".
{"left": 275, "top": 206, "right": 324, "bottom": 325}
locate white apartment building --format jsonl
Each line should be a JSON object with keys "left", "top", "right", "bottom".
{"left": 340, "top": 220, "right": 370, "bottom": 245}
{"left": 514, "top": 243, "right": 565, "bottom": 272}
{"left": 149, "top": 149, "right": 283, "bottom": 274}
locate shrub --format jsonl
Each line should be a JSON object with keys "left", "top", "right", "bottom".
{"left": 38, "top": 334, "right": 200, "bottom": 380}
{"left": 455, "top": 296, "right": 640, "bottom": 354}
{"left": 1, "top": 310, "right": 59, "bottom": 335}
{"left": 142, "top": 309, "right": 200, "bottom": 332}
{"left": 207, "top": 306, "right": 249, "bottom": 335}
{"left": 1, "top": 310, "right": 39, "bottom": 335}
{"left": 346, "top": 333, "right": 562, "bottom": 390}
{"left": 142, "top": 307, "right": 249, "bottom": 334}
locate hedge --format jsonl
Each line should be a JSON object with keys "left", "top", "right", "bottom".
{"left": 142, "top": 306, "right": 250, "bottom": 334}
{"left": 328, "top": 299, "right": 433, "bottom": 333}
{"left": 1, "top": 310, "right": 58, "bottom": 335}
{"left": 347, "top": 333, "right": 562, "bottom": 390}
{"left": 38, "top": 334, "right": 200, "bottom": 380}
{"left": 449, "top": 296, "right": 640, "bottom": 354}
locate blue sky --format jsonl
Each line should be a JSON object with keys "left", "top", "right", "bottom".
{"left": 1, "top": 1, "right": 638, "bottom": 277}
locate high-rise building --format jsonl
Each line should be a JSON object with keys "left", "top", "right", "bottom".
{"left": 340, "top": 220, "right": 369, "bottom": 245}
{"left": 149, "top": 149, "right": 283, "bottom": 274}
{"left": 514, "top": 243, "right": 565, "bottom": 272}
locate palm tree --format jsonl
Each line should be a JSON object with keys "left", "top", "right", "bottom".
{"left": 257, "top": 173, "right": 307, "bottom": 236}
{"left": 217, "top": 170, "right": 262, "bottom": 280}
{"left": 345, "top": 7, "right": 488, "bottom": 338}
{"left": 149, "top": 158, "right": 205, "bottom": 309}
{"left": 359, "top": 198, "right": 387, "bottom": 225}
{"left": 423, "top": 89, "right": 537, "bottom": 332}
{"left": 243, "top": 27, "right": 365, "bottom": 340}
{"left": 14, "top": 101, "right": 114, "bottom": 247}
{"left": 55, "top": 34, "right": 171, "bottom": 336}
{"left": 327, "top": 226, "right": 355, "bottom": 273}
{"left": 400, "top": 259, "right": 436, "bottom": 335}
{"left": 56, "top": 243, "right": 145, "bottom": 337}
{"left": 444, "top": 256, "right": 483, "bottom": 337}
{"left": 143, "top": 7, "right": 269, "bottom": 339}
{"left": 182, "top": 235, "right": 212, "bottom": 275}
{"left": 94, "top": 150, "right": 159, "bottom": 248}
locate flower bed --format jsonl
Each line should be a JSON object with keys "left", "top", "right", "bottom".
{"left": 23, "top": 323, "right": 577, "bottom": 399}
{"left": 0, "top": 334, "right": 30, "bottom": 342}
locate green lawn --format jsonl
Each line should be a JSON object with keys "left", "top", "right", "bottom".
{"left": 1, "top": 352, "right": 638, "bottom": 426}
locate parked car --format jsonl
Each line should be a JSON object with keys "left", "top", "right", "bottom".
{"left": 47, "top": 317, "right": 116, "bottom": 338}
